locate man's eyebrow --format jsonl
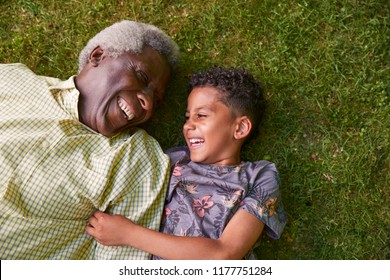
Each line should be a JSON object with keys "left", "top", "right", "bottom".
{"left": 124, "top": 59, "right": 136, "bottom": 73}
{"left": 125, "top": 59, "right": 152, "bottom": 84}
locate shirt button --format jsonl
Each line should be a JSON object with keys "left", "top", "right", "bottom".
{"left": 42, "top": 141, "right": 49, "bottom": 149}
{"left": 14, "top": 177, "right": 22, "bottom": 186}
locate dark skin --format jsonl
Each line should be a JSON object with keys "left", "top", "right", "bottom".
{"left": 75, "top": 46, "right": 171, "bottom": 137}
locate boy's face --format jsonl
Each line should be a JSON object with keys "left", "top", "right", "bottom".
{"left": 183, "top": 86, "right": 242, "bottom": 166}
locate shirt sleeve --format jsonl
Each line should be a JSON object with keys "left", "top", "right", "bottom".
{"left": 92, "top": 130, "right": 170, "bottom": 259}
{"left": 239, "top": 161, "right": 287, "bottom": 239}
{"left": 164, "top": 146, "right": 190, "bottom": 201}
{"left": 165, "top": 146, "right": 190, "bottom": 167}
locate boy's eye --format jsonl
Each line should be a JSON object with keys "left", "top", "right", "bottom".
{"left": 183, "top": 114, "right": 206, "bottom": 122}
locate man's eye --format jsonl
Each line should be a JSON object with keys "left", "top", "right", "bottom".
{"left": 136, "top": 71, "right": 149, "bottom": 85}
{"left": 197, "top": 114, "right": 206, "bottom": 118}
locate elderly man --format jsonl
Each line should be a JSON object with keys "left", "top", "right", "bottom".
{"left": 0, "top": 20, "right": 180, "bottom": 259}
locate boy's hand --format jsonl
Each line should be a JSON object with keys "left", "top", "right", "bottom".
{"left": 85, "top": 210, "right": 133, "bottom": 246}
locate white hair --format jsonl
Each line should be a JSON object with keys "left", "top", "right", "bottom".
{"left": 78, "top": 20, "right": 180, "bottom": 72}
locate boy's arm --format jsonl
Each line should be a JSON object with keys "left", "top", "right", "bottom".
{"left": 86, "top": 209, "right": 264, "bottom": 260}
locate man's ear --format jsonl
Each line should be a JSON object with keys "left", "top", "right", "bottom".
{"left": 89, "top": 46, "right": 105, "bottom": 66}
{"left": 234, "top": 116, "right": 252, "bottom": 140}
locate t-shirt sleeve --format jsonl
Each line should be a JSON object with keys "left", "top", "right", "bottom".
{"left": 165, "top": 146, "right": 190, "bottom": 167}
{"left": 164, "top": 146, "right": 190, "bottom": 201}
{"left": 238, "top": 161, "right": 287, "bottom": 239}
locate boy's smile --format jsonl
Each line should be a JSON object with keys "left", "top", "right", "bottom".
{"left": 188, "top": 137, "right": 205, "bottom": 148}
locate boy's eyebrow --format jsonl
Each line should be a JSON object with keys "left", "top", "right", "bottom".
{"left": 188, "top": 105, "right": 215, "bottom": 112}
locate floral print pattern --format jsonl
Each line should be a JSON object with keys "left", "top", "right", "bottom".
{"left": 192, "top": 195, "right": 215, "bottom": 218}
{"left": 155, "top": 146, "right": 287, "bottom": 260}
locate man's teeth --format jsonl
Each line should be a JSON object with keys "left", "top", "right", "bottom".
{"left": 118, "top": 98, "right": 134, "bottom": 121}
{"left": 189, "top": 138, "right": 205, "bottom": 144}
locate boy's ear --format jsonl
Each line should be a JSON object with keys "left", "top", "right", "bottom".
{"left": 89, "top": 46, "right": 105, "bottom": 66}
{"left": 234, "top": 116, "right": 252, "bottom": 140}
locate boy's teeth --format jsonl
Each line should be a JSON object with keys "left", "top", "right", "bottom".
{"left": 118, "top": 98, "right": 134, "bottom": 121}
{"left": 189, "top": 138, "right": 204, "bottom": 144}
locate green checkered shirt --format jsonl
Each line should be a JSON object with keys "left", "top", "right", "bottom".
{"left": 0, "top": 63, "right": 170, "bottom": 259}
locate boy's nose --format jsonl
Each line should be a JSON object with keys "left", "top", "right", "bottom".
{"left": 183, "top": 119, "right": 195, "bottom": 130}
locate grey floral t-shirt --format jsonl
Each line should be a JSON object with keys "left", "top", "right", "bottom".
{"left": 155, "top": 146, "right": 287, "bottom": 259}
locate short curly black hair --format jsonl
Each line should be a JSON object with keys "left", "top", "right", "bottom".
{"left": 188, "top": 67, "right": 266, "bottom": 139}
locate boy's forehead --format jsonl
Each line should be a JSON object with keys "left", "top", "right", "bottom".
{"left": 187, "top": 87, "right": 227, "bottom": 110}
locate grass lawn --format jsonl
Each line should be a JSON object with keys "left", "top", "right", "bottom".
{"left": 1, "top": 0, "right": 388, "bottom": 259}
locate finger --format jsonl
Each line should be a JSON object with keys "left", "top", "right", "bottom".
{"left": 88, "top": 214, "right": 99, "bottom": 226}
{"left": 94, "top": 210, "right": 105, "bottom": 219}
{"left": 85, "top": 224, "right": 95, "bottom": 236}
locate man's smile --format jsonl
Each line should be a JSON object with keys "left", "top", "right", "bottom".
{"left": 117, "top": 96, "right": 134, "bottom": 121}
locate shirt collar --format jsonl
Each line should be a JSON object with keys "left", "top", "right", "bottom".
{"left": 49, "top": 76, "right": 80, "bottom": 120}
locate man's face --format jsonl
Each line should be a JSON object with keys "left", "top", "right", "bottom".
{"left": 77, "top": 46, "right": 171, "bottom": 137}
